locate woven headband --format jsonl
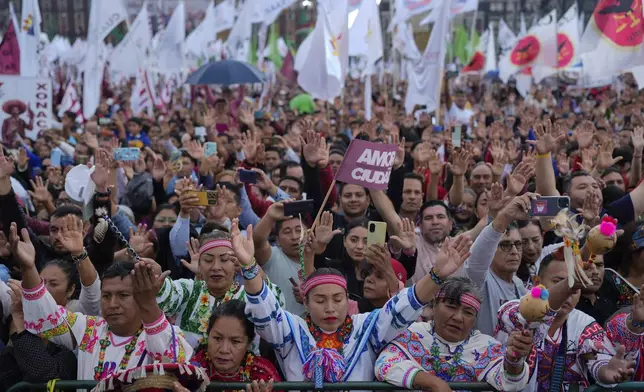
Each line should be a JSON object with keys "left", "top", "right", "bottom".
{"left": 199, "top": 239, "right": 233, "bottom": 254}
{"left": 436, "top": 291, "right": 481, "bottom": 312}
{"left": 301, "top": 275, "right": 348, "bottom": 296}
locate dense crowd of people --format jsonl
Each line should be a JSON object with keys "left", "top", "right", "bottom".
{"left": 0, "top": 70, "right": 643, "bottom": 392}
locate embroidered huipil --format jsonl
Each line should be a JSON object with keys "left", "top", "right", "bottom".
{"left": 244, "top": 282, "right": 425, "bottom": 383}
{"left": 375, "top": 321, "right": 529, "bottom": 391}
{"left": 605, "top": 313, "right": 644, "bottom": 381}
{"left": 156, "top": 278, "right": 285, "bottom": 349}
{"left": 495, "top": 300, "right": 616, "bottom": 392}
{"left": 22, "top": 279, "right": 193, "bottom": 381}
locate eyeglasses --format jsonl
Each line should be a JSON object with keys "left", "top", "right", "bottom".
{"left": 155, "top": 217, "right": 177, "bottom": 224}
{"left": 498, "top": 241, "right": 523, "bottom": 252}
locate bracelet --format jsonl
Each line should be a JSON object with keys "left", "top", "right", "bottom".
{"left": 536, "top": 152, "right": 551, "bottom": 159}
{"left": 504, "top": 353, "right": 524, "bottom": 366}
{"left": 241, "top": 259, "right": 260, "bottom": 280}
{"left": 429, "top": 267, "right": 444, "bottom": 286}
{"left": 628, "top": 314, "right": 644, "bottom": 328}
{"left": 71, "top": 248, "right": 89, "bottom": 264}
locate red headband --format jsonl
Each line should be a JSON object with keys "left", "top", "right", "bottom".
{"left": 436, "top": 292, "right": 481, "bottom": 312}
{"left": 301, "top": 275, "right": 348, "bottom": 296}
{"left": 199, "top": 239, "right": 233, "bottom": 254}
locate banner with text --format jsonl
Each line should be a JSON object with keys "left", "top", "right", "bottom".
{"left": 335, "top": 139, "right": 398, "bottom": 190}
{"left": 0, "top": 76, "right": 52, "bottom": 141}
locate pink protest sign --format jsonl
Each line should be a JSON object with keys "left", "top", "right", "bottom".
{"left": 335, "top": 139, "right": 398, "bottom": 190}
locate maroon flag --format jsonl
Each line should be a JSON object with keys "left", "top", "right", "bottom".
{"left": 0, "top": 21, "right": 20, "bottom": 75}
{"left": 335, "top": 139, "right": 398, "bottom": 191}
{"left": 280, "top": 51, "right": 297, "bottom": 83}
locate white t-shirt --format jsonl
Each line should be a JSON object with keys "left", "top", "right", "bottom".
{"left": 446, "top": 103, "right": 474, "bottom": 127}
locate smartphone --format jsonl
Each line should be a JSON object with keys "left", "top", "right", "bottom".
{"left": 187, "top": 190, "right": 219, "bottom": 206}
{"left": 51, "top": 148, "right": 62, "bottom": 167}
{"left": 195, "top": 126, "right": 207, "bottom": 138}
{"left": 98, "top": 118, "right": 113, "bottom": 126}
{"left": 529, "top": 196, "right": 571, "bottom": 217}
{"left": 283, "top": 200, "right": 314, "bottom": 217}
{"left": 114, "top": 147, "right": 141, "bottom": 161}
{"left": 367, "top": 221, "right": 387, "bottom": 247}
{"left": 452, "top": 126, "right": 462, "bottom": 148}
{"left": 239, "top": 169, "right": 257, "bottom": 184}
{"left": 204, "top": 142, "right": 218, "bottom": 158}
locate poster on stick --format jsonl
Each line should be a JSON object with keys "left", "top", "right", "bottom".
{"left": 335, "top": 139, "right": 398, "bottom": 190}
{"left": 0, "top": 76, "right": 52, "bottom": 142}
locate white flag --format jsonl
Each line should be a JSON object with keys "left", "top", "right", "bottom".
{"left": 227, "top": 0, "right": 255, "bottom": 61}
{"left": 131, "top": 68, "right": 153, "bottom": 117}
{"left": 462, "top": 24, "right": 496, "bottom": 74}
{"left": 497, "top": 18, "right": 517, "bottom": 55}
{"left": 580, "top": 0, "right": 644, "bottom": 81}
{"left": 20, "top": 0, "right": 42, "bottom": 77}
{"left": 58, "top": 83, "right": 83, "bottom": 121}
{"left": 389, "top": 0, "right": 437, "bottom": 31}
{"left": 295, "top": 0, "right": 349, "bottom": 77}
{"left": 420, "top": 0, "right": 478, "bottom": 24}
{"left": 213, "top": 0, "right": 236, "bottom": 33}
{"left": 392, "top": 22, "right": 421, "bottom": 60}
{"left": 83, "top": 0, "right": 128, "bottom": 119}
{"left": 296, "top": 2, "right": 344, "bottom": 101}
{"left": 110, "top": 3, "right": 152, "bottom": 78}
{"left": 405, "top": 0, "right": 450, "bottom": 114}
{"left": 258, "top": 0, "right": 297, "bottom": 25}
{"left": 185, "top": 1, "right": 216, "bottom": 60}
{"left": 532, "top": 4, "right": 580, "bottom": 82}
{"left": 157, "top": 1, "right": 185, "bottom": 72}
{"left": 498, "top": 10, "right": 557, "bottom": 83}
{"left": 349, "top": 0, "right": 383, "bottom": 71}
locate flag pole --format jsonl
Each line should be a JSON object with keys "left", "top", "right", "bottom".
{"left": 310, "top": 179, "right": 336, "bottom": 231}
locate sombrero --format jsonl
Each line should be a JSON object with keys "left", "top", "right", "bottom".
{"left": 2, "top": 99, "right": 27, "bottom": 115}
{"left": 92, "top": 363, "right": 210, "bottom": 392}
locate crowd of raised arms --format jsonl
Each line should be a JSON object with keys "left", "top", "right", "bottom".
{"left": 0, "top": 72, "right": 644, "bottom": 392}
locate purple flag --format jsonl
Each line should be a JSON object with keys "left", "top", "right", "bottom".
{"left": 335, "top": 139, "right": 398, "bottom": 191}
{"left": 0, "top": 21, "right": 20, "bottom": 75}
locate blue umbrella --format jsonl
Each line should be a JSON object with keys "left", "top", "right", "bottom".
{"left": 186, "top": 59, "right": 266, "bottom": 86}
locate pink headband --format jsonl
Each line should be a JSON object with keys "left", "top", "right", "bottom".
{"left": 301, "top": 275, "right": 348, "bottom": 296}
{"left": 199, "top": 239, "right": 233, "bottom": 254}
{"left": 435, "top": 292, "right": 481, "bottom": 312}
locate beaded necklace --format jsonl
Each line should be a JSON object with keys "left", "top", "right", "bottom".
{"left": 93, "top": 327, "right": 143, "bottom": 381}
{"left": 429, "top": 327, "right": 468, "bottom": 381}
{"left": 306, "top": 314, "right": 353, "bottom": 355}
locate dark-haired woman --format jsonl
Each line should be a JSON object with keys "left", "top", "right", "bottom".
{"left": 192, "top": 300, "right": 281, "bottom": 386}
{"left": 376, "top": 277, "right": 532, "bottom": 391}
{"left": 231, "top": 218, "right": 472, "bottom": 384}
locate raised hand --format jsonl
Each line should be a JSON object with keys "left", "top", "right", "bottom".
{"left": 7, "top": 279, "right": 23, "bottom": 316}
{"left": 59, "top": 215, "right": 85, "bottom": 256}
{"left": 633, "top": 127, "right": 644, "bottom": 153}
{"left": 314, "top": 211, "right": 342, "bottom": 246}
{"left": 9, "top": 222, "right": 36, "bottom": 269}
{"left": 266, "top": 201, "right": 291, "bottom": 222}
{"left": 365, "top": 244, "right": 394, "bottom": 275}
{"left": 391, "top": 134, "right": 406, "bottom": 170}
{"left": 433, "top": 235, "right": 473, "bottom": 279}
{"left": 389, "top": 218, "right": 417, "bottom": 251}
{"left": 505, "top": 161, "right": 535, "bottom": 197}
{"left": 253, "top": 168, "right": 275, "bottom": 192}
{"left": 90, "top": 149, "right": 110, "bottom": 191}
{"left": 578, "top": 190, "right": 602, "bottom": 226}
{"left": 180, "top": 237, "right": 202, "bottom": 276}
{"left": 0, "top": 148, "right": 15, "bottom": 179}
{"left": 427, "top": 149, "right": 443, "bottom": 175}
{"left": 447, "top": 147, "right": 473, "bottom": 176}
{"left": 575, "top": 120, "right": 596, "bottom": 150}
{"left": 185, "top": 139, "right": 205, "bottom": 161}
{"left": 151, "top": 155, "right": 167, "bottom": 182}
{"left": 0, "top": 231, "right": 11, "bottom": 258}
{"left": 487, "top": 182, "right": 507, "bottom": 219}
{"left": 28, "top": 176, "right": 52, "bottom": 204}
{"left": 238, "top": 106, "right": 255, "bottom": 126}
{"left": 301, "top": 129, "right": 328, "bottom": 168}
{"left": 241, "top": 129, "right": 259, "bottom": 163}
{"left": 133, "top": 259, "right": 171, "bottom": 305}
{"left": 231, "top": 219, "right": 255, "bottom": 266}
{"left": 533, "top": 119, "right": 566, "bottom": 155}
{"left": 498, "top": 193, "right": 538, "bottom": 222}
{"left": 595, "top": 139, "right": 622, "bottom": 171}
{"left": 128, "top": 224, "right": 154, "bottom": 257}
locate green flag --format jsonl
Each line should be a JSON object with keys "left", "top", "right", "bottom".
{"left": 466, "top": 29, "right": 480, "bottom": 63}
{"left": 452, "top": 24, "right": 469, "bottom": 65}
{"left": 267, "top": 23, "right": 283, "bottom": 69}
{"left": 248, "top": 33, "right": 258, "bottom": 65}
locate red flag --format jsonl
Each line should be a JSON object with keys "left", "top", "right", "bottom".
{"left": 0, "top": 21, "right": 20, "bottom": 75}
{"left": 280, "top": 51, "right": 297, "bottom": 83}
